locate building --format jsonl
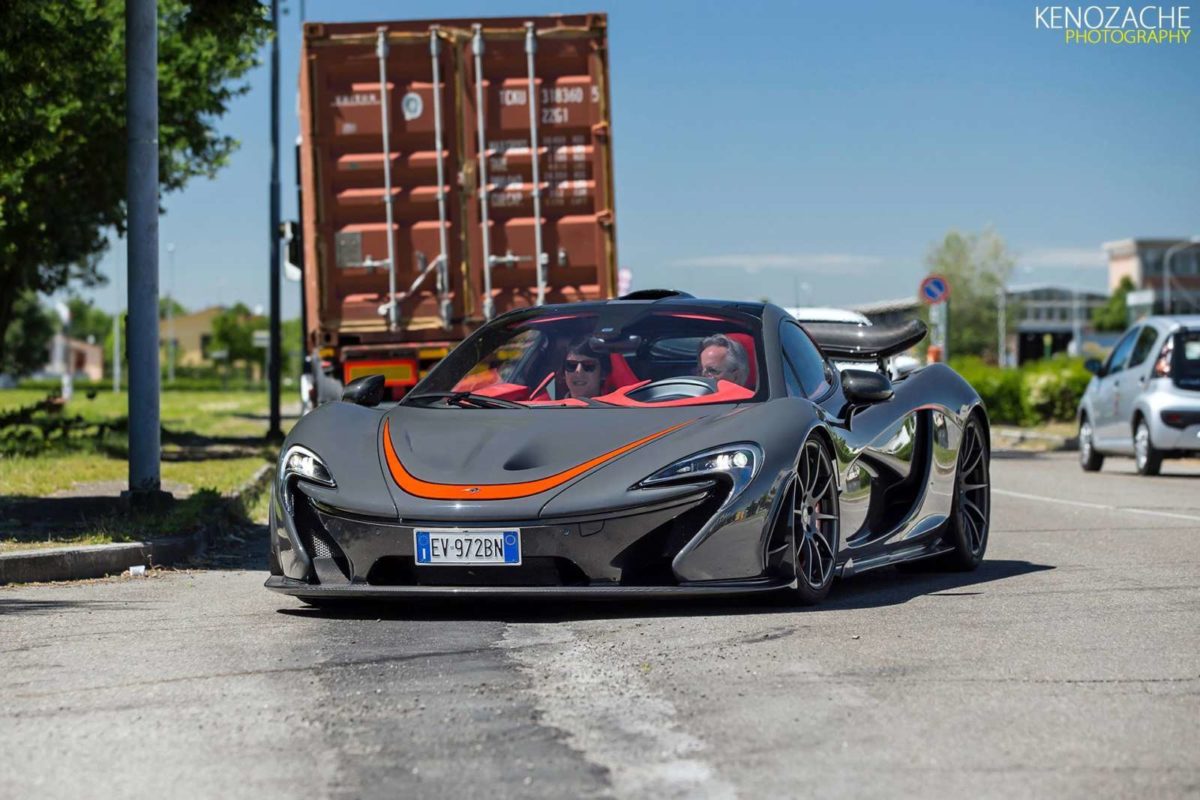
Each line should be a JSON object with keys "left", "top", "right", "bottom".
{"left": 1104, "top": 238, "right": 1200, "bottom": 314}
{"left": 1005, "top": 284, "right": 1108, "bottom": 363}
{"left": 159, "top": 306, "right": 222, "bottom": 367}
{"left": 850, "top": 297, "right": 921, "bottom": 327}
{"left": 853, "top": 285, "right": 1110, "bottom": 364}
{"left": 43, "top": 335, "right": 104, "bottom": 381}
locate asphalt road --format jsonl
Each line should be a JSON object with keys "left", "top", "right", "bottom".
{"left": 3, "top": 451, "right": 1198, "bottom": 799}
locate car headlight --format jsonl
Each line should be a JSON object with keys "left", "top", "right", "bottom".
{"left": 279, "top": 445, "right": 335, "bottom": 511}
{"left": 638, "top": 444, "right": 762, "bottom": 501}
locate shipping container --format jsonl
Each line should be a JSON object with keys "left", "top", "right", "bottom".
{"left": 297, "top": 14, "right": 617, "bottom": 400}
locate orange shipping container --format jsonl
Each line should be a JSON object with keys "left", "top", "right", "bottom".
{"left": 298, "top": 13, "right": 617, "bottom": 392}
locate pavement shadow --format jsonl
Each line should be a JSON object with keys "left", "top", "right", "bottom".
{"left": 1, "top": 495, "right": 133, "bottom": 540}
{"left": 0, "top": 598, "right": 149, "bottom": 616}
{"left": 275, "top": 558, "right": 1054, "bottom": 623}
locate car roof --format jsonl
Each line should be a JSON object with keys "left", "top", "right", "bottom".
{"left": 524, "top": 293, "right": 769, "bottom": 317}
{"left": 1138, "top": 315, "right": 1200, "bottom": 332}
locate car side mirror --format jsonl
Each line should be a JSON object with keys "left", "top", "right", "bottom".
{"left": 841, "top": 369, "right": 894, "bottom": 403}
{"left": 1084, "top": 358, "right": 1104, "bottom": 376}
{"left": 342, "top": 374, "right": 386, "bottom": 407}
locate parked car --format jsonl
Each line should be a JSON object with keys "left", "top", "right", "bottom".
{"left": 1077, "top": 315, "right": 1200, "bottom": 475}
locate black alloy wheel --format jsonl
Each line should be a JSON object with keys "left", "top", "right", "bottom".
{"left": 790, "top": 437, "right": 840, "bottom": 605}
{"left": 943, "top": 416, "right": 990, "bottom": 570}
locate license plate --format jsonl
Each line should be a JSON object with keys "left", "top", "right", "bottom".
{"left": 413, "top": 529, "right": 521, "bottom": 566}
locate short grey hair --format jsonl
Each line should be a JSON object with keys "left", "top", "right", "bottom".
{"left": 699, "top": 334, "right": 749, "bottom": 383}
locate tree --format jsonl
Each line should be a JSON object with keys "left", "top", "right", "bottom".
{"left": 0, "top": 1, "right": 269, "bottom": 368}
{"left": 1, "top": 291, "right": 54, "bottom": 377}
{"left": 924, "top": 228, "right": 1015, "bottom": 361}
{"left": 210, "top": 303, "right": 265, "bottom": 365}
{"left": 1092, "top": 276, "right": 1134, "bottom": 332}
{"left": 65, "top": 296, "right": 113, "bottom": 346}
{"left": 159, "top": 297, "right": 188, "bottom": 320}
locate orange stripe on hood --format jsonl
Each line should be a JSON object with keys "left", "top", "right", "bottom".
{"left": 381, "top": 418, "right": 691, "bottom": 501}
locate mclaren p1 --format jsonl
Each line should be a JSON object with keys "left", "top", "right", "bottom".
{"left": 266, "top": 291, "right": 991, "bottom": 606}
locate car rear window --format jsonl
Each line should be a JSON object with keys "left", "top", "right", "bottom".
{"left": 1176, "top": 330, "right": 1200, "bottom": 388}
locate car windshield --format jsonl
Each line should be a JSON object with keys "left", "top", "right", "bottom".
{"left": 410, "top": 306, "right": 765, "bottom": 408}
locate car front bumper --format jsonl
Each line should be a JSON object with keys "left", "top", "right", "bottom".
{"left": 268, "top": 477, "right": 783, "bottom": 593}
{"left": 264, "top": 574, "right": 792, "bottom": 599}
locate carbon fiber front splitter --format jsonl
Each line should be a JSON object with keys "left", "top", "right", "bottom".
{"left": 264, "top": 574, "right": 793, "bottom": 599}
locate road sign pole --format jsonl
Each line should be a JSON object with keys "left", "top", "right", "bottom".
{"left": 943, "top": 298, "right": 950, "bottom": 362}
{"left": 125, "top": 0, "right": 164, "bottom": 505}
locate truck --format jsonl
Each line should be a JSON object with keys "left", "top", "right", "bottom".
{"left": 296, "top": 13, "right": 618, "bottom": 405}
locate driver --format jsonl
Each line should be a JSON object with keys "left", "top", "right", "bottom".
{"left": 697, "top": 334, "right": 750, "bottom": 387}
{"left": 562, "top": 337, "right": 610, "bottom": 399}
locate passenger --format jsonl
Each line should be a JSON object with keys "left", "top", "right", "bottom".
{"left": 698, "top": 334, "right": 750, "bottom": 387}
{"left": 562, "top": 338, "right": 610, "bottom": 399}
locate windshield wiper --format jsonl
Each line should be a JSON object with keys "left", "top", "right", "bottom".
{"left": 403, "top": 391, "right": 529, "bottom": 410}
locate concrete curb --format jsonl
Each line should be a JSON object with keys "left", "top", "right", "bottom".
{"left": 991, "top": 426, "right": 1078, "bottom": 452}
{"left": 0, "top": 463, "right": 273, "bottom": 586}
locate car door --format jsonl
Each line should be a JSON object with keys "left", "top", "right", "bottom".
{"left": 1095, "top": 327, "right": 1139, "bottom": 447}
{"left": 1116, "top": 325, "right": 1163, "bottom": 442}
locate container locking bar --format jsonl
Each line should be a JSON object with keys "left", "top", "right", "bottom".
{"left": 525, "top": 22, "right": 547, "bottom": 306}
{"left": 472, "top": 25, "right": 496, "bottom": 321}
{"left": 375, "top": 27, "right": 399, "bottom": 331}
{"left": 429, "top": 27, "right": 452, "bottom": 330}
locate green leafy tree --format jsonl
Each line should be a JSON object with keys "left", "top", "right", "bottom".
{"left": 1091, "top": 276, "right": 1134, "bottom": 332}
{"left": 0, "top": 1, "right": 269, "bottom": 368}
{"left": 159, "top": 296, "right": 188, "bottom": 320}
{"left": 210, "top": 303, "right": 265, "bottom": 364}
{"left": 924, "top": 228, "right": 1016, "bottom": 361}
{"left": 65, "top": 296, "right": 113, "bottom": 346}
{"left": 1, "top": 291, "right": 55, "bottom": 377}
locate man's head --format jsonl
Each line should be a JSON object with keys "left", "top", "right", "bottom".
{"left": 698, "top": 334, "right": 750, "bottom": 387}
{"left": 563, "top": 338, "right": 610, "bottom": 399}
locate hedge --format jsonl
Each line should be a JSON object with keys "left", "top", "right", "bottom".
{"left": 949, "top": 355, "right": 1092, "bottom": 426}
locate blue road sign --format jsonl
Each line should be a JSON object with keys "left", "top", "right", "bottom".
{"left": 920, "top": 274, "right": 950, "bottom": 305}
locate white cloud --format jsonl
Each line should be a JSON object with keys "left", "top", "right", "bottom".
{"left": 669, "top": 253, "right": 883, "bottom": 274}
{"left": 1018, "top": 247, "right": 1107, "bottom": 269}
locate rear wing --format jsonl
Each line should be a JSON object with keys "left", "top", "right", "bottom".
{"left": 800, "top": 319, "right": 928, "bottom": 361}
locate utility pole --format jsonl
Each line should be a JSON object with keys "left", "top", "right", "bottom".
{"left": 125, "top": 0, "right": 165, "bottom": 505}
{"left": 1072, "top": 290, "right": 1082, "bottom": 356}
{"left": 166, "top": 242, "right": 176, "bottom": 385}
{"left": 267, "top": 0, "right": 283, "bottom": 441}
{"left": 113, "top": 239, "right": 122, "bottom": 394}
{"left": 996, "top": 286, "right": 1006, "bottom": 367}
{"left": 1163, "top": 237, "right": 1200, "bottom": 315}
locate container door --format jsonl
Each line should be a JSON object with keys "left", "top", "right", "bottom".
{"left": 302, "top": 26, "right": 463, "bottom": 340}
{"left": 461, "top": 17, "right": 616, "bottom": 318}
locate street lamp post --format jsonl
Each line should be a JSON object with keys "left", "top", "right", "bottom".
{"left": 1162, "top": 236, "right": 1200, "bottom": 315}
{"left": 125, "top": 0, "right": 164, "bottom": 504}
{"left": 267, "top": 0, "right": 283, "bottom": 441}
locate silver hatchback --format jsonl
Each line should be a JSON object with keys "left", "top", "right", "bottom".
{"left": 1077, "top": 315, "right": 1200, "bottom": 475}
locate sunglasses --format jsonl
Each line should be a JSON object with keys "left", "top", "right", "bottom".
{"left": 564, "top": 359, "right": 599, "bottom": 374}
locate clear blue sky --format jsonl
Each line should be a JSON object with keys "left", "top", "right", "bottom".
{"left": 86, "top": 0, "right": 1200, "bottom": 317}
